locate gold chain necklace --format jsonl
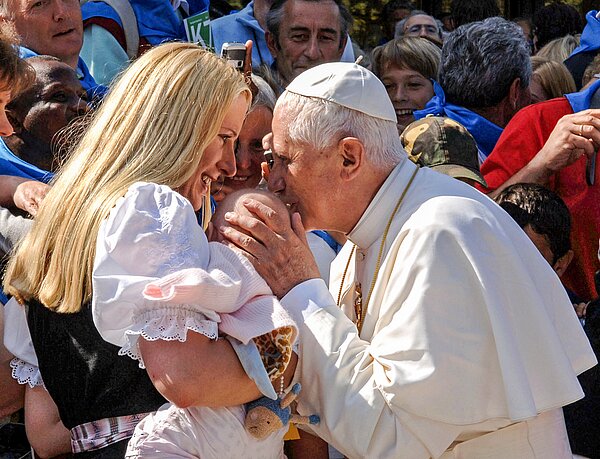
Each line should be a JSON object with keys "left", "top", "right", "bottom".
{"left": 336, "top": 167, "right": 418, "bottom": 333}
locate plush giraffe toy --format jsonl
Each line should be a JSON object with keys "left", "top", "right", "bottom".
{"left": 245, "top": 383, "right": 320, "bottom": 440}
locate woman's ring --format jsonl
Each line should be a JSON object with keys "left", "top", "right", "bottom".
{"left": 579, "top": 124, "right": 584, "bottom": 137}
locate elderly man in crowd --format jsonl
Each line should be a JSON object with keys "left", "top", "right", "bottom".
{"left": 396, "top": 10, "right": 443, "bottom": 46}
{"left": 222, "top": 62, "right": 596, "bottom": 458}
{"left": 0, "top": 55, "right": 88, "bottom": 198}
{"left": 415, "top": 17, "right": 531, "bottom": 163}
{"left": 213, "top": 0, "right": 355, "bottom": 70}
{"left": 0, "top": 0, "right": 105, "bottom": 99}
{"left": 265, "top": 0, "right": 353, "bottom": 91}
{"left": 3, "top": 56, "right": 88, "bottom": 178}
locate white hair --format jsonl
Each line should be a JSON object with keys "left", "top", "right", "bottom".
{"left": 277, "top": 91, "right": 404, "bottom": 170}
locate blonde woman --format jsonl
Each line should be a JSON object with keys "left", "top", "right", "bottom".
{"left": 529, "top": 56, "right": 577, "bottom": 103}
{"left": 4, "top": 42, "right": 295, "bottom": 457}
{"left": 536, "top": 34, "right": 580, "bottom": 63}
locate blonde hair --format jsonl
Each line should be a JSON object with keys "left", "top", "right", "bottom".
{"left": 4, "top": 42, "right": 250, "bottom": 313}
{"left": 536, "top": 34, "right": 580, "bottom": 63}
{"left": 531, "top": 56, "right": 576, "bottom": 99}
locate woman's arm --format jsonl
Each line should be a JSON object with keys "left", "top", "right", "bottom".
{"left": 24, "top": 385, "right": 71, "bottom": 458}
{"left": 140, "top": 332, "right": 297, "bottom": 408}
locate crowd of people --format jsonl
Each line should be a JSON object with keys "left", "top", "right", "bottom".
{"left": 0, "top": 0, "right": 600, "bottom": 458}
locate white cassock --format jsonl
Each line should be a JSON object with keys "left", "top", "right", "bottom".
{"left": 282, "top": 159, "right": 597, "bottom": 459}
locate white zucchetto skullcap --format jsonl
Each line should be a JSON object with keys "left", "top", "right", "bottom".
{"left": 284, "top": 62, "right": 397, "bottom": 123}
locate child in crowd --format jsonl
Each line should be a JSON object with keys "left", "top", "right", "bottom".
{"left": 126, "top": 189, "right": 299, "bottom": 459}
{"left": 494, "top": 182, "right": 583, "bottom": 311}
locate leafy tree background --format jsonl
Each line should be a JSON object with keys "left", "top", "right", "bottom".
{"left": 230, "top": 0, "right": 589, "bottom": 51}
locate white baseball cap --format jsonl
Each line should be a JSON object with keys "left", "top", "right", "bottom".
{"left": 284, "top": 62, "right": 397, "bottom": 123}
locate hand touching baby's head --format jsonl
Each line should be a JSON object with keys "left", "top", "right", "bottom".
{"left": 209, "top": 189, "right": 290, "bottom": 243}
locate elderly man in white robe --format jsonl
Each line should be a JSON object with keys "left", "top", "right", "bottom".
{"left": 220, "top": 62, "right": 597, "bottom": 458}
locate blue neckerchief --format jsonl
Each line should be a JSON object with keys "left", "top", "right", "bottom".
{"left": 311, "top": 230, "right": 343, "bottom": 254}
{"left": 565, "top": 78, "right": 600, "bottom": 112}
{"left": 19, "top": 46, "right": 106, "bottom": 100}
{"left": 82, "top": 0, "right": 209, "bottom": 46}
{"left": 569, "top": 11, "right": 600, "bottom": 58}
{"left": 0, "top": 139, "right": 53, "bottom": 183}
{"left": 414, "top": 81, "right": 504, "bottom": 161}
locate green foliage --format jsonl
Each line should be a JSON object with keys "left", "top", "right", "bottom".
{"left": 343, "top": 0, "right": 387, "bottom": 51}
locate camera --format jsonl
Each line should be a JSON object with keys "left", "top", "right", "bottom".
{"left": 221, "top": 43, "right": 246, "bottom": 71}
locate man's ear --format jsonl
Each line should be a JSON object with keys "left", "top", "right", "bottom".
{"left": 266, "top": 31, "right": 279, "bottom": 57}
{"left": 553, "top": 249, "right": 574, "bottom": 277}
{"left": 339, "top": 137, "right": 364, "bottom": 181}
{"left": 5, "top": 109, "right": 22, "bottom": 136}
{"left": 508, "top": 78, "right": 523, "bottom": 110}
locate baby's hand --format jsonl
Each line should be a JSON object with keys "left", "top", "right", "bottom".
{"left": 14, "top": 180, "right": 51, "bottom": 216}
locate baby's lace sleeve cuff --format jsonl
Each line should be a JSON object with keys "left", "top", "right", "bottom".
{"left": 119, "top": 306, "right": 219, "bottom": 368}
{"left": 10, "top": 357, "right": 44, "bottom": 388}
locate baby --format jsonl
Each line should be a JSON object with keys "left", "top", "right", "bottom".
{"left": 126, "top": 190, "right": 297, "bottom": 459}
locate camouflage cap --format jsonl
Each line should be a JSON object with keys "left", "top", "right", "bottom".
{"left": 400, "top": 116, "right": 487, "bottom": 187}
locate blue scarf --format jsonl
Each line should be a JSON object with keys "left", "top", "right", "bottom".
{"left": 82, "top": 0, "right": 209, "bottom": 46}
{"left": 19, "top": 46, "right": 106, "bottom": 100}
{"left": 565, "top": 76, "right": 600, "bottom": 112}
{"left": 569, "top": 11, "right": 600, "bottom": 58}
{"left": 414, "top": 81, "right": 504, "bottom": 162}
{"left": 311, "top": 230, "right": 343, "bottom": 254}
{"left": 0, "top": 139, "right": 53, "bottom": 183}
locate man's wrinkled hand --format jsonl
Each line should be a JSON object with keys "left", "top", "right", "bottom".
{"left": 219, "top": 198, "right": 321, "bottom": 298}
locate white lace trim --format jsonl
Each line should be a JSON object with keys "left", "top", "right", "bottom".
{"left": 120, "top": 307, "right": 219, "bottom": 368}
{"left": 10, "top": 357, "right": 44, "bottom": 388}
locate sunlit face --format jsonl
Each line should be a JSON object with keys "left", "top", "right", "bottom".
{"left": 7, "top": 59, "right": 88, "bottom": 171}
{"left": 16, "top": 60, "right": 87, "bottom": 141}
{"left": 265, "top": 106, "right": 338, "bottom": 230}
{"left": 0, "top": 90, "right": 14, "bottom": 137}
{"left": 177, "top": 94, "right": 249, "bottom": 211}
{"left": 11, "top": 0, "right": 83, "bottom": 68}
{"left": 267, "top": 0, "right": 344, "bottom": 86}
{"left": 380, "top": 66, "right": 434, "bottom": 133}
{"left": 403, "top": 15, "right": 440, "bottom": 42}
{"left": 222, "top": 105, "right": 273, "bottom": 193}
